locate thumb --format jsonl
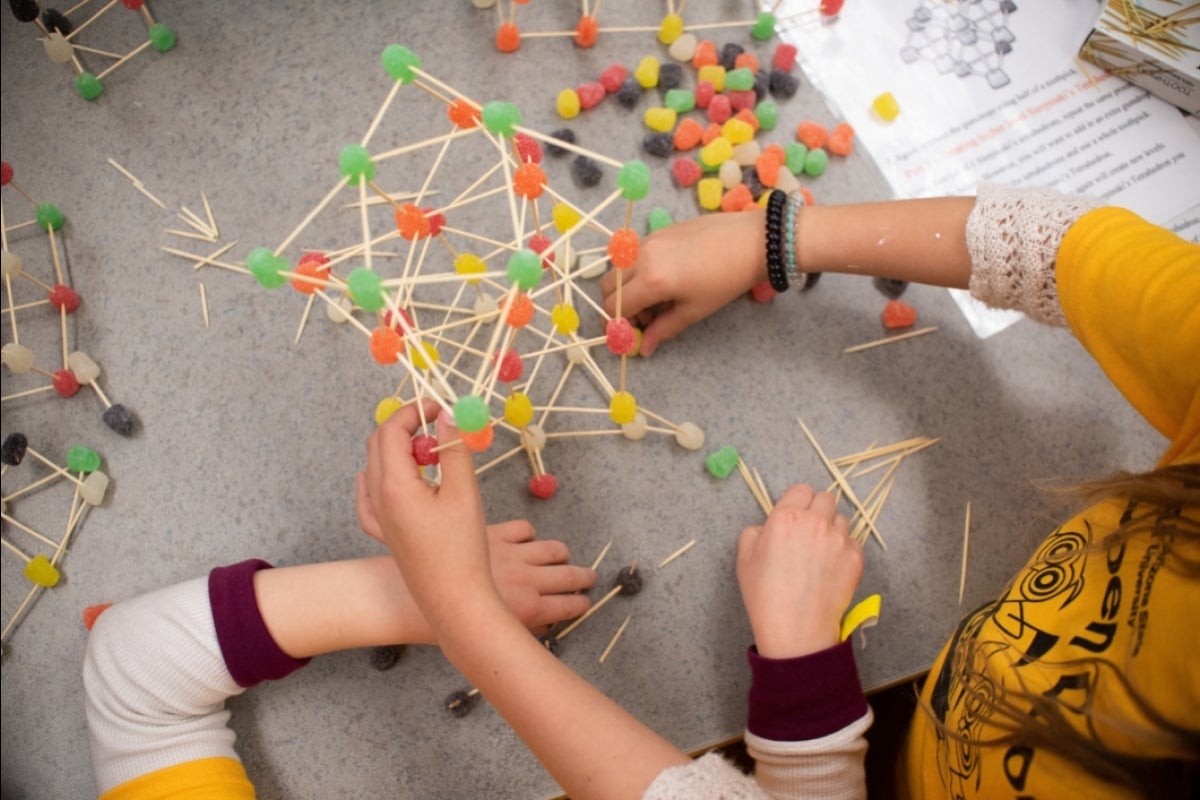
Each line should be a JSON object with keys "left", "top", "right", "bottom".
{"left": 435, "top": 407, "right": 478, "bottom": 491}
{"left": 640, "top": 307, "right": 691, "bottom": 357}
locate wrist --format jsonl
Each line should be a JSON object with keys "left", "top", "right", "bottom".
{"left": 753, "top": 618, "right": 840, "bottom": 660}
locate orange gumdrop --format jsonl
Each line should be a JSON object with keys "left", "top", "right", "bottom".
{"left": 882, "top": 300, "right": 918, "bottom": 329}
{"left": 607, "top": 228, "right": 640, "bottom": 269}
{"left": 506, "top": 292, "right": 535, "bottom": 327}
{"left": 460, "top": 423, "right": 495, "bottom": 452}
{"left": 755, "top": 152, "right": 783, "bottom": 186}
{"left": 827, "top": 122, "right": 855, "bottom": 156}
{"left": 692, "top": 40, "right": 718, "bottom": 68}
{"left": 673, "top": 117, "right": 704, "bottom": 150}
{"left": 701, "top": 122, "right": 723, "bottom": 145}
{"left": 574, "top": 15, "right": 598, "bottom": 47}
{"left": 513, "top": 162, "right": 547, "bottom": 199}
{"left": 795, "top": 120, "right": 829, "bottom": 149}
{"left": 395, "top": 204, "right": 431, "bottom": 240}
{"left": 291, "top": 252, "right": 330, "bottom": 294}
{"left": 734, "top": 52, "right": 760, "bottom": 72}
{"left": 448, "top": 98, "right": 481, "bottom": 129}
{"left": 720, "top": 184, "right": 754, "bottom": 213}
{"left": 369, "top": 326, "right": 404, "bottom": 364}
{"left": 798, "top": 187, "right": 816, "bottom": 206}
{"left": 496, "top": 22, "right": 521, "bottom": 53}
{"left": 82, "top": 603, "right": 112, "bottom": 631}
{"left": 734, "top": 108, "right": 760, "bottom": 133}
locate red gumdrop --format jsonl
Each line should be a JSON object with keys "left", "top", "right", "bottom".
{"left": 694, "top": 81, "right": 715, "bottom": 109}
{"left": 599, "top": 63, "right": 628, "bottom": 93}
{"left": 121, "top": 0, "right": 143, "bottom": 9}
{"left": 83, "top": 603, "right": 113, "bottom": 630}
{"left": 0, "top": 161, "right": 12, "bottom": 186}
{"left": 527, "top": 233, "right": 555, "bottom": 267}
{"left": 574, "top": 15, "right": 598, "bottom": 47}
{"left": 606, "top": 317, "right": 637, "bottom": 355}
{"left": 727, "top": 90, "right": 757, "bottom": 113}
{"left": 49, "top": 284, "right": 81, "bottom": 312}
{"left": 529, "top": 473, "right": 559, "bottom": 500}
{"left": 882, "top": 300, "right": 918, "bottom": 329}
{"left": 412, "top": 434, "right": 440, "bottom": 466}
{"left": 383, "top": 307, "right": 414, "bottom": 332}
{"left": 820, "top": 0, "right": 845, "bottom": 18}
{"left": 496, "top": 23, "right": 521, "bottom": 52}
{"left": 707, "top": 94, "right": 732, "bottom": 124}
{"left": 514, "top": 133, "right": 542, "bottom": 164}
{"left": 423, "top": 207, "right": 446, "bottom": 235}
{"left": 495, "top": 349, "right": 524, "bottom": 382}
{"left": 606, "top": 229, "right": 639, "bottom": 269}
{"left": 773, "top": 43, "right": 798, "bottom": 71}
{"left": 576, "top": 81, "right": 606, "bottom": 110}
{"left": 513, "top": 163, "right": 546, "bottom": 199}
{"left": 53, "top": 369, "right": 80, "bottom": 397}
{"left": 749, "top": 280, "right": 777, "bottom": 303}
{"left": 448, "top": 98, "right": 481, "bottom": 129}
{"left": 671, "top": 158, "right": 703, "bottom": 188}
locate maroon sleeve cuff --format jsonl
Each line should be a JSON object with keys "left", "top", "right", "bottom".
{"left": 746, "top": 639, "right": 868, "bottom": 741}
{"left": 209, "top": 559, "right": 311, "bottom": 688}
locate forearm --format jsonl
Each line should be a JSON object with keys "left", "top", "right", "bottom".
{"left": 436, "top": 598, "right": 690, "bottom": 800}
{"left": 254, "top": 555, "right": 432, "bottom": 658}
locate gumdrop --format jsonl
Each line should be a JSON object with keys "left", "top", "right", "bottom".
{"left": 692, "top": 40, "right": 718, "bottom": 68}
{"left": 49, "top": 283, "right": 80, "bottom": 312}
{"left": 755, "top": 151, "right": 783, "bottom": 186}
{"left": 606, "top": 229, "right": 640, "bottom": 270}
{"left": 721, "top": 118, "right": 755, "bottom": 145}
{"left": 616, "top": 77, "right": 642, "bottom": 109}
{"left": 550, "top": 303, "right": 580, "bottom": 335}
{"left": 642, "top": 132, "right": 674, "bottom": 158}
{"left": 53, "top": 369, "right": 80, "bottom": 397}
{"left": 663, "top": 88, "right": 695, "bottom": 114}
{"left": 784, "top": 142, "right": 808, "bottom": 175}
{"left": 0, "top": 162, "right": 12, "bottom": 185}
{"left": 873, "top": 276, "right": 909, "bottom": 299}
{"left": 755, "top": 100, "right": 779, "bottom": 131}
{"left": 872, "top": 92, "right": 900, "bottom": 121}
{"left": 35, "top": 203, "right": 64, "bottom": 232}
{"left": 1, "top": 433, "right": 28, "bottom": 466}
{"left": 697, "top": 178, "right": 723, "bottom": 211}
{"left": 446, "top": 689, "right": 476, "bottom": 717}
{"left": 395, "top": 203, "right": 432, "bottom": 240}
{"left": 572, "top": 155, "right": 603, "bottom": 188}
{"left": 721, "top": 184, "right": 754, "bottom": 213}
{"left": 750, "top": 279, "right": 778, "bottom": 303}
{"left": 513, "top": 133, "right": 542, "bottom": 163}
{"left": 609, "top": 391, "right": 638, "bottom": 424}
{"left": 347, "top": 267, "right": 385, "bottom": 311}
{"left": 454, "top": 252, "right": 487, "bottom": 284}
{"left": 82, "top": 603, "right": 112, "bottom": 631}
{"left": 292, "top": 251, "right": 330, "bottom": 294}
{"left": 606, "top": 318, "right": 637, "bottom": 355}
{"left": 803, "top": 148, "right": 829, "bottom": 176}
{"left": 634, "top": 55, "right": 660, "bottom": 88}
{"left": 659, "top": 62, "right": 684, "bottom": 91}
{"left": 148, "top": 23, "right": 176, "bottom": 52}
{"left": 720, "top": 42, "right": 744, "bottom": 71}
{"left": 646, "top": 207, "right": 673, "bottom": 232}
{"left": 482, "top": 101, "right": 522, "bottom": 136}
{"left": 699, "top": 137, "right": 733, "bottom": 169}
{"left": 574, "top": 14, "right": 598, "bottom": 47}
{"left": 643, "top": 106, "right": 677, "bottom": 133}
{"left": 882, "top": 300, "right": 918, "bottom": 329}
{"left": 726, "top": 67, "right": 755, "bottom": 92}
{"left": 556, "top": 88, "right": 581, "bottom": 119}
{"left": 339, "top": 144, "right": 376, "bottom": 184}
{"left": 707, "top": 94, "right": 732, "bottom": 124}
{"left": 577, "top": 81, "right": 606, "bottom": 110}
{"left": 546, "top": 128, "right": 576, "bottom": 157}
{"left": 742, "top": 166, "right": 765, "bottom": 199}
{"left": 552, "top": 202, "right": 582, "bottom": 233}
{"left": 102, "top": 404, "right": 137, "bottom": 436}
{"left": 506, "top": 292, "right": 535, "bottom": 327}
{"left": 820, "top": 0, "right": 845, "bottom": 19}
{"left": 494, "top": 349, "right": 524, "bottom": 383}
{"left": 527, "top": 233, "right": 555, "bottom": 267}
{"left": 409, "top": 342, "right": 440, "bottom": 370}
{"left": 504, "top": 392, "right": 535, "bottom": 427}
{"left": 694, "top": 80, "right": 715, "bottom": 109}
{"left": 460, "top": 424, "right": 494, "bottom": 453}
{"left": 828, "top": 123, "right": 855, "bottom": 156}
{"left": 67, "top": 351, "right": 100, "bottom": 384}
{"left": 453, "top": 395, "right": 490, "bottom": 433}
{"left": 750, "top": 11, "right": 776, "bottom": 40}
{"left": 412, "top": 434, "right": 440, "bottom": 466}
{"left": 381, "top": 44, "right": 422, "bottom": 84}
{"left": 424, "top": 207, "right": 446, "bottom": 236}
{"left": 795, "top": 121, "right": 828, "bottom": 149}
{"left": 669, "top": 158, "right": 700, "bottom": 189}
{"left": 513, "top": 162, "right": 547, "bottom": 199}
{"left": 25, "top": 554, "right": 60, "bottom": 588}
{"left": 705, "top": 445, "right": 740, "bottom": 479}
{"left": 668, "top": 32, "right": 697, "bottom": 62}
{"left": 76, "top": 72, "right": 104, "bottom": 101}
{"left": 774, "top": 43, "right": 798, "bottom": 72}
{"left": 370, "top": 326, "right": 404, "bottom": 364}
{"left": 9, "top": 0, "right": 39, "bottom": 22}
{"left": 697, "top": 64, "right": 726, "bottom": 92}
{"left": 728, "top": 90, "right": 757, "bottom": 113}
{"left": 448, "top": 97, "right": 481, "bottom": 128}
{"left": 375, "top": 397, "right": 403, "bottom": 426}
{"left": 599, "top": 63, "right": 628, "bottom": 93}
{"left": 658, "top": 13, "right": 684, "bottom": 44}
{"left": 370, "top": 644, "right": 406, "bottom": 671}
{"left": 41, "top": 8, "right": 72, "bottom": 34}
{"left": 67, "top": 446, "right": 101, "bottom": 473}
{"left": 496, "top": 22, "right": 521, "bottom": 52}
{"left": 617, "top": 161, "right": 651, "bottom": 200}
{"left": 769, "top": 69, "right": 799, "bottom": 99}
{"left": 614, "top": 565, "right": 643, "bottom": 594}
{"left": 529, "top": 473, "right": 559, "bottom": 500}
{"left": 673, "top": 117, "right": 704, "bottom": 150}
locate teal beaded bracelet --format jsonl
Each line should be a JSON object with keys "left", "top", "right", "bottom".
{"left": 784, "top": 191, "right": 806, "bottom": 287}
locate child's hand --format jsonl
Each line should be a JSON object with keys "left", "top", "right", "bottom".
{"left": 600, "top": 209, "right": 765, "bottom": 356}
{"left": 736, "top": 484, "right": 863, "bottom": 659}
{"left": 362, "top": 400, "right": 497, "bottom": 627}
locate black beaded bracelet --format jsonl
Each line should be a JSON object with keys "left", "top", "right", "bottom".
{"left": 764, "top": 189, "right": 790, "bottom": 292}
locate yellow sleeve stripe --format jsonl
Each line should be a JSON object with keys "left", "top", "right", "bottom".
{"left": 99, "top": 757, "right": 255, "bottom": 800}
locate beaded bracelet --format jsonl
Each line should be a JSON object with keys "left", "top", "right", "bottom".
{"left": 784, "top": 191, "right": 806, "bottom": 288}
{"left": 765, "top": 189, "right": 790, "bottom": 292}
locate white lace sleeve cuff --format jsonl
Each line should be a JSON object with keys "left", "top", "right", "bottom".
{"left": 965, "top": 182, "right": 1104, "bottom": 327}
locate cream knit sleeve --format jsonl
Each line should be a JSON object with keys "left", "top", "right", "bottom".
{"left": 965, "top": 182, "right": 1104, "bottom": 327}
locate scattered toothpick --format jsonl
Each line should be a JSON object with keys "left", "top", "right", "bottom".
{"left": 598, "top": 614, "right": 632, "bottom": 664}
{"left": 843, "top": 326, "right": 938, "bottom": 354}
{"left": 657, "top": 538, "right": 696, "bottom": 569}
{"left": 959, "top": 501, "right": 971, "bottom": 605}
{"left": 106, "top": 157, "right": 167, "bottom": 209}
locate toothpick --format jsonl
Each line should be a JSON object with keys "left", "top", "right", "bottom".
{"left": 198, "top": 282, "right": 209, "bottom": 329}
{"left": 598, "top": 614, "right": 632, "bottom": 664}
{"left": 589, "top": 540, "right": 613, "bottom": 572}
{"left": 796, "top": 416, "right": 886, "bottom": 550}
{"left": 737, "top": 457, "right": 773, "bottom": 516}
{"left": 959, "top": 502, "right": 971, "bottom": 605}
{"left": 843, "top": 326, "right": 938, "bottom": 354}
{"left": 556, "top": 584, "right": 622, "bottom": 640}
{"left": 657, "top": 538, "right": 696, "bottom": 569}
{"left": 106, "top": 158, "right": 167, "bottom": 209}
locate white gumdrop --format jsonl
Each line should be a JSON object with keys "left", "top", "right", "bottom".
{"left": 521, "top": 424, "right": 546, "bottom": 450}
{"left": 67, "top": 351, "right": 101, "bottom": 384}
{"left": 674, "top": 422, "right": 705, "bottom": 451}
{"left": 565, "top": 344, "right": 588, "bottom": 364}
{"left": 80, "top": 471, "right": 109, "bottom": 506}
{"left": 1, "top": 343, "right": 35, "bottom": 373}
{"left": 44, "top": 31, "right": 73, "bottom": 64}
{"left": 668, "top": 32, "right": 697, "bottom": 62}
{"left": 1, "top": 250, "right": 23, "bottom": 279}
{"left": 474, "top": 294, "right": 499, "bottom": 316}
{"left": 578, "top": 255, "right": 608, "bottom": 279}
{"left": 326, "top": 294, "right": 354, "bottom": 323}
{"left": 621, "top": 413, "right": 648, "bottom": 441}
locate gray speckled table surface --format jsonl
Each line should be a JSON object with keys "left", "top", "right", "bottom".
{"left": 0, "top": 3, "right": 1165, "bottom": 799}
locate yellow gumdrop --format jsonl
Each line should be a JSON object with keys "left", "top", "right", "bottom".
{"left": 720, "top": 118, "right": 755, "bottom": 145}
{"left": 454, "top": 252, "right": 487, "bottom": 285}
{"left": 697, "top": 177, "right": 724, "bottom": 211}
{"left": 658, "top": 13, "right": 684, "bottom": 44}
{"left": 699, "top": 137, "right": 734, "bottom": 168}
{"left": 25, "top": 554, "right": 60, "bottom": 588}
{"left": 609, "top": 391, "right": 638, "bottom": 425}
{"left": 643, "top": 106, "right": 677, "bottom": 133}
{"left": 697, "top": 64, "right": 726, "bottom": 92}
{"left": 552, "top": 202, "right": 582, "bottom": 234}
{"left": 374, "top": 396, "right": 403, "bottom": 426}
{"left": 872, "top": 91, "right": 900, "bottom": 122}
{"left": 504, "top": 392, "right": 535, "bottom": 427}
{"left": 409, "top": 342, "right": 440, "bottom": 370}
{"left": 634, "top": 55, "right": 660, "bottom": 88}
{"left": 551, "top": 302, "right": 580, "bottom": 334}
{"left": 557, "top": 88, "right": 581, "bottom": 119}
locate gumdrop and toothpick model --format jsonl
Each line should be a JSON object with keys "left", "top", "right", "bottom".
{"left": 174, "top": 45, "right": 706, "bottom": 500}
{"left": 2, "top": 161, "right": 139, "bottom": 436}
{"left": 6, "top": 0, "right": 176, "bottom": 100}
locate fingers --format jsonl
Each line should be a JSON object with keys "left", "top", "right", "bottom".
{"left": 354, "top": 472, "right": 384, "bottom": 542}
{"left": 530, "top": 593, "right": 593, "bottom": 629}
{"left": 537, "top": 563, "right": 597, "bottom": 596}
{"left": 737, "top": 524, "right": 762, "bottom": 567}
{"left": 774, "top": 483, "right": 816, "bottom": 511}
{"left": 487, "top": 519, "right": 537, "bottom": 544}
{"left": 434, "top": 407, "right": 478, "bottom": 494}
{"left": 517, "top": 538, "right": 572, "bottom": 566}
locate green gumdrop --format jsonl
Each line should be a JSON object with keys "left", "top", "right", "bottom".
{"left": 247, "top": 247, "right": 288, "bottom": 289}
{"left": 481, "top": 101, "right": 522, "bottom": 137}
{"left": 646, "top": 207, "right": 673, "bottom": 232}
{"left": 726, "top": 68, "right": 755, "bottom": 91}
{"left": 35, "top": 203, "right": 64, "bottom": 232}
{"left": 148, "top": 23, "right": 176, "bottom": 52}
{"left": 346, "top": 267, "right": 385, "bottom": 312}
{"left": 453, "top": 395, "right": 490, "bottom": 433}
{"left": 803, "top": 147, "right": 829, "bottom": 177}
{"left": 506, "top": 249, "right": 542, "bottom": 290}
{"left": 617, "top": 160, "right": 651, "bottom": 201}
{"left": 66, "top": 446, "right": 101, "bottom": 473}
{"left": 751, "top": 12, "right": 776, "bottom": 41}
{"left": 381, "top": 44, "right": 422, "bottom": 84}
{"left": 755, "top": 100, "right": 779, "bottom": 131}
{"left": 784, "top": 142, "right": 808, "bottom": 175}
{"left": 663, "top": 88, "right": 695, "bottom": 114}
{"left": 705, "top": 445, "right": 740, "bottom": 479}
{"left": 75, "top": 72, "right": 104, "bottom": 101}
{"left": 339, "top": 144, "right": 376, "bottom": 183}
